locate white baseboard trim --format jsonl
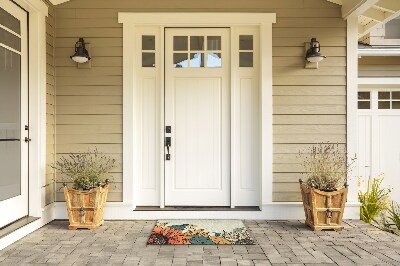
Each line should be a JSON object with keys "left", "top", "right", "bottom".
{"left": 54, "top": 201, "right": 361, "bottom": 220}
{"left": 0, "top": 203, "right": 55, "bottom": 250}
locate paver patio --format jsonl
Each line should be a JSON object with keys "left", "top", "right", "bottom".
{"left": 0, "top": 220, "right": 399, "bottom": 265}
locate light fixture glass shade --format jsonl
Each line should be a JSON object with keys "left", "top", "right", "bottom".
{"left": 70, "top": 38, "right": 91, "bottom": 63}
{"left": 305, "top": 38, "right": 326, "bottom": 63}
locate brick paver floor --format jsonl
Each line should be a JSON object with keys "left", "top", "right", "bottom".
{"left": 0, "top": 220, "right": 399, "bottom": 265}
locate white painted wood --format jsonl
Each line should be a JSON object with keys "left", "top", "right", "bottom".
{"left": 359, "top": 77, "right": 400, "bottom": 84}
{"left": 134, "top": 27, "right": 161, "bottom": 206}
{"left": 119, "top": 13, "right": 275, "bottom": 209}
{"left": 164, "top": 28, "right": 230, "bottom": 206}
{"left": 357, "top": 89, "right": 400, "bottom": 203}
{"left": 231, "top": 27, "right": 261, "bottom": 206}
{"left": 347, "top": 17, "right": 359, "bottom": 202}
{"left": 0, "top": 0, "right": 28, "bottom": 228}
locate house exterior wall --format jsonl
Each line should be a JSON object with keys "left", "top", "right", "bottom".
{"left": 54, "top": 0, "right": 346, "bottom": 203}
{"left": 359, "top": 56, "right": 400, "bottom": 77}
{"left": 45, "top": 1, "right": 56, "bottom": 207}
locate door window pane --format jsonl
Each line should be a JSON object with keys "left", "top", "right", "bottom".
{"left": 0, "top": 47, "right": 21, "bottom": 201}
{"left": 378, "top": 91, "right": 390, "bottom": 99}
{"left": 174, "top": 36, "right": 188, "bottom": 51}
{"left": 392, "top": 101, "right": 400, "bottom": 109}
{"left": 358, "top": 92, "right": 370, "bottom": 100}
{"left": 190, "top": 53, "right": 204, "bottom": 68}
{"left": 142, "top": 35, "right": 155, "bottom": 50}
{"left": 173, "top": 53, "right": 188, "bottom": 68}
{"left": 378, "top": 101, "right": 390, "bottom": 109}
{"left": 142, "top": 52, "right": 155, "bottom": 67}
{"left": 207, "top": 36, "right": 221, "bottom": 50}
{"left": 239, "top": 52, "right": 253, "bottom": 67}
{"left": 207, "top": 53, "right": 221, "bottom": 68}
{"left": 239, "top": 35, "right": 253, "bottom": 50}
{"left": 190, "top": 36, "right": 204, "bottom": 51}
{"left": 392, "top": 91, "right": 400, "bottom": 99}
{"left": 0, "top": 7, "right": 20, "bottom": 34}
{"left": 358, "top": 101, "right": 370, "bottom": 109}
{"left": 0, "top": 27, "right": 21, "bottom": 51}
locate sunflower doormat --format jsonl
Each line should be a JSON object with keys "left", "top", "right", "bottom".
{"left": 147, "top": 220, "right": 255, "bottom": 245}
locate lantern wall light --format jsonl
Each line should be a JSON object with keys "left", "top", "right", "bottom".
{"left": 305, "top": 38, "right": 326, "bottom": 69}
{"left": 70, "top": 37, "right": 91, "bottom": 67}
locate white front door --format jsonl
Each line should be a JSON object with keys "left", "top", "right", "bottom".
{"left": 357, "top": 89, "right": 400, "bottom": 203}
{"left": 164, "top": 28, "right": 230, "bottom": 206}
{"left": 0, "top": 0, "right": 29, "bottom": 227}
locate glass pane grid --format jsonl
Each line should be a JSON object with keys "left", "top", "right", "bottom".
{"left": 142, "top": 35, "right": 156, "bottom": 68}
{"left": 173, "top": 35, "right": 222, "bottom": 68}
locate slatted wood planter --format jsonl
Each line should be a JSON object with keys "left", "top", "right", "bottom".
{"left": 299, "top": 182, "right": 347, "bottom": 231}
{"left": 63, "top": 184, "right": 109, "bottom": 230}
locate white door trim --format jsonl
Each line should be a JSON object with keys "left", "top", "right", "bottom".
{"left": 12, "top": 0, "right": 48, "bottom": 217}
{"left": 119, "top": 13, "right": 276, "bottom": 209}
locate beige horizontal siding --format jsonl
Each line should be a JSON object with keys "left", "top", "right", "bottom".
{"left": 45, "top": 1, "right": 56, "bottom": 207}
{"left": 359, "top": 56, "right": 400, "bottom": 77}
{"left": 55, "top": 0, "right": 346, "bottom": 202}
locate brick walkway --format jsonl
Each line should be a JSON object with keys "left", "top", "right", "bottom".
{"left": 0, "top": 220, "right": 399, "bottom": 265}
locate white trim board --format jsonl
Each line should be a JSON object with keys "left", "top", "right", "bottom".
{"left": 119, "top": 13, "right": 276, "bottom": 210}
{"left": 54, "top": 202, "right": 360, "bottom": 220}
{"left": 358, "top": 77, "right": 400, "bottom": 85}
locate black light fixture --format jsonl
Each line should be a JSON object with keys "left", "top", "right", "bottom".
{"left": 70, "top": 37, "right": 91, "bottom": 63}
{"left": 305, "top": 38, "right": 326, "bottom": 63}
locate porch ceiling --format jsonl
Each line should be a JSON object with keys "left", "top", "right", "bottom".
{"left": 327, "top": 0, "right": 400, "bottom": 39}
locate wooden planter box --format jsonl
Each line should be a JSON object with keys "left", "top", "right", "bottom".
{"left": 299, "top": 182, "right": 347, "bottom": 231}
{"left": 63, "top": 184, "right": 109, "bottom": 230}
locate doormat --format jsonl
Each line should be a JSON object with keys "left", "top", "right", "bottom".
{"left": 147, "top": 220, "right": 255, "bottom": 245}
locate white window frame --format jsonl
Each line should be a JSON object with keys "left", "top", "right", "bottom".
{"left": 118, "top": 13, "right": 276, "bottom": 209}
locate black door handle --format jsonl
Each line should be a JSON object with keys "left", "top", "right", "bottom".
{"left": 165, "top": 137, "right": 171, "bottom": 160}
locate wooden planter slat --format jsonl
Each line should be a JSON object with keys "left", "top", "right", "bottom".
{"left": 64, "top": 184, "right": 109, "bottom": 230}
{"left": 300, "top": 183, "right": 347, "bottom": 231}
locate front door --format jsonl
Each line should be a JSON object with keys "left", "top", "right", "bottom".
{"left": 164, "top": 28, "right": 230, "bottom": 206}
{"left": 0, "top": 0, "right": 28, "bottom": 228}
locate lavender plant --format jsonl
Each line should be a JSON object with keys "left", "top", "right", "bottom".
{"left": 53, "top": 148, "right": 116, "bottom": 190}
{"left": 299, "top": 143, "right": 355, "bottom": 191}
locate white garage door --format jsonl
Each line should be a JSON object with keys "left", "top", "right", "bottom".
{"left": 358, "top": 89, "right": 400, "bottom": 202}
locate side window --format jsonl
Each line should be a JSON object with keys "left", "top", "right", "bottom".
{"left": 142, "top": 35, "right": 155, "bottom": 67}
{"left": 239, "top": 35, "right": 253, "bottom": 67}
{"left": 358, "top": 91, "right": 371, "bottom": 109}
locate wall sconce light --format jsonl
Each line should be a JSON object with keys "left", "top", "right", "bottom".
{"left": 305, "top": 38, "right": 326, "bottom": 69}
{"left": 70, "top": 37, "right": 91, "bottom": 64}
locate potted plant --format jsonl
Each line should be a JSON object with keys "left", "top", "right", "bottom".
{"left": 298, "top": 143, "right": 355, "bottom": 231}
{"left": 53, "top": 148, "right": 116, "bottom": 230}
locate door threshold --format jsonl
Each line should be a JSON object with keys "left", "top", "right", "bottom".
{"left": 0, "top": 216, "right": 39, "bottom": 239}
{"left": 135, "top": 206, "right": 260, "bottom": 211}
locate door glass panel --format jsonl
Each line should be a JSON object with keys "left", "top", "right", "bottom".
{"left": 392, "top": 91, "right": 400, "bottom": 99}
{"left": 0, "top": 27, "right": 21, "bottom": 51}
{"left": 392, "top": 101, "right": 400, "bottom": 109}
{"left": 378, "top": 101, "right": 390, "bottom": 109}
{"left": 207, "top": 36, "right": 221, "bottom": 50}
{"left": 173, "top": 36, "right": 188, "bottom": 51}
{"left": 239, "top": 35, "right": 253, "bottom": 50}
{"left": 0, "top": 7, "right": 20, "bottom": 34}
{"left": 190, "top": 36, "right": 204, "bottom": 51}
{"left": 0, "top": 47, "right": 21, "bottom": 201}
{"left": 189, "top": 53, "right": 204, "bottom": 67}
{"left": 142, "top": 52, "right": 155, "bottom": 67}
{"left": 207, "top": 53, "right": 222, "bottom": 68}
{"left": 378, "top": 91, "right": 390, "bottom": 99}
{"left": 358, "top": 101, "right": 370, "bottom": 109}
{"left": 142, "top": 35, "right": 155, "bottom": 50}
{"left": 358, "top": 92, "right": 370, "bottom": 99}
{"left": 239, "top": 52, "right": 253, "bottom": 67}
{"left": 173, "top": 53, "right": 188, "bottom": 68}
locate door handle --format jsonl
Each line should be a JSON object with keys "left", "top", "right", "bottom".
{"left": 24, "top": 137, "right": 31, "bottom": 143}
{"left": 165, "top": 137, "right": 171, "bottom": 160}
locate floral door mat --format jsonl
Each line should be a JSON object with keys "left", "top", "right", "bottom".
{"left": 147, "top": 220, "right": 255, "bottom": 245}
